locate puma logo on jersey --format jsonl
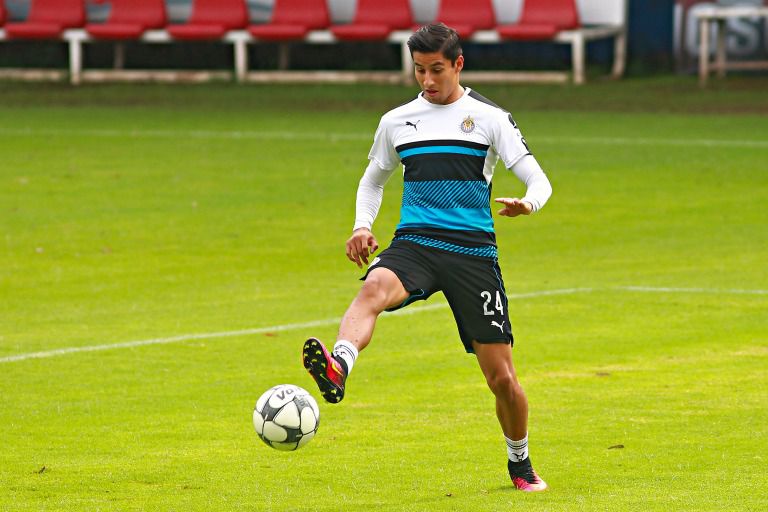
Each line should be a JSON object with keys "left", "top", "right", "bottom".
{"left": 405, "top": 120, "right": 421, "bottom": 131}
{"left": 491, "top": 320, "right": 505, "bottom": 333}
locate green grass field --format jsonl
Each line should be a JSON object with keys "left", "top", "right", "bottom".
{"left": 1, "top": 77, "right": 767, "bottom": 511}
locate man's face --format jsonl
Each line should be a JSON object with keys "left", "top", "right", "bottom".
{"left": 412, "top": 51, "right": 464, "bottom": 105}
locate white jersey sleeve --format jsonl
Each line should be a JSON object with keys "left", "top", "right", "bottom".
{"left": 492, "top": 112, "right": 532, "bottom": 169}
{"left": 367, "top": 117, "right": 401, "bottom": 171}
{"left": 353, "top": 160, "right": 396, "bottom": 231}
{"left": 510, "top": 154, "right": 552, "bottom": 212}
{"left": 489, "top": 110, "right": 552, "bottom": 212}
{"left": 354, "top": 115, "right": 400, "bottom": 230}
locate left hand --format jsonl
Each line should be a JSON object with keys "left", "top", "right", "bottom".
{"left": 495, "top": 198, "right": 533, "bottom": 217}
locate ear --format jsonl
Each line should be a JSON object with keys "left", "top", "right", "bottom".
{"left": 455, "top": 55, "right": 464, "bottom": 73}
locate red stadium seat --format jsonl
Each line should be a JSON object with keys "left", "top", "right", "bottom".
{"left": 248, "top": 0, "right": 330, "bottom": 41}
{"left": 331, "top": 0, "right": 412, "bottom": 41}
{"left": 167, "top": 0, "right": 248, "bottom": 40}
{"left": 4, "top": 0, "right": 85, "bottom": 39}
{"left": 497, "top": 0, "right": 580, "bottom": 41}
{"left": 86, "top": 0, "right": 166, "bottom": 40}
{"left": 0, "top": 2, "right": 6, "bottom": 26}
{"left": 434, "top": 0, "right": 496, "bottom": 39}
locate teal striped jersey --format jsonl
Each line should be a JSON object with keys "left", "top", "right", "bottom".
{"left": 368, "top": 88, "right": 531, "bottom": 258}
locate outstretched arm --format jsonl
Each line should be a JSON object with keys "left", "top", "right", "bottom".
{"left": 495, "top": 154, "right": 552, "bottom": 218}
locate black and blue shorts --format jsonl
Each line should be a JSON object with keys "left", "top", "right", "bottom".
{"left": 362, "top": 239, "right": 513, "bottom": 353}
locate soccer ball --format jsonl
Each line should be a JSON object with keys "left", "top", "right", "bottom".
{"left": 253, "top": 384, "right": 320, "bottom": 451}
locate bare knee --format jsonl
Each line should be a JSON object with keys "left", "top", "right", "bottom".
{"left": 354, "top": 275, "right": 396, "bottom": 313}
{"left": 353, "top": 269, "right": 408, "bottom": 313}
{"left": 485, "top": 369, "right": 522, "bottom": 399}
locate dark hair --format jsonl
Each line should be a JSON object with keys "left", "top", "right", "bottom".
{"left": 407, "top": 23, "right": 463, "bottom": 64}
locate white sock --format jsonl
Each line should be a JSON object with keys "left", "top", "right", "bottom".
{"left": 332, "top": 340, "right": 358, "bottom": 375}
{"left": 505, "top": 434, "right": 529, "bottom": 463}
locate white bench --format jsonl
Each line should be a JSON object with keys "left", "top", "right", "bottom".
{"left": 696, "top": 5, "right": 768, "bottom": 85}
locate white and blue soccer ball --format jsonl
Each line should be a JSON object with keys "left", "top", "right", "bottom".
{"left": 253, "top": 384, "right": 320, "bottom": 451}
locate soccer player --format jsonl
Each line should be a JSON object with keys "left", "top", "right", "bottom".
{"left": 303, "top": 23, "right": 552, "bottom": 492}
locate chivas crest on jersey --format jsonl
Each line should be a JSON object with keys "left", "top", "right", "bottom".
{"left": 460, "top": 115, "right": 476, "bottom": 134}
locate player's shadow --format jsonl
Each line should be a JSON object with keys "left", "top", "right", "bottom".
{"left": 486, "top": 484, "right": 518, "bottom": 495}
{"left": 406, "top": 485, "right": 519, "bottom": 508}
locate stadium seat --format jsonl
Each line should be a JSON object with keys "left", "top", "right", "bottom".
{"left": 433, "top": 0, "right": 496, "bottom": 39}
{"left": 496, "top": 0, "right": 580, "bottom": 41}
{"left": 0, "top": 2, "right": 6, "bottom": 26}
{"left": 331, "top": 0, "right": 412, "bottom": 41}
{"left": 167, "top": 0, "right": 248, "bottom": 40}
{"left": 248, "top": 0, "right": 330, "bottom": 41}
{"left": 4, "top": 0, "right": 85, "bottom": 39}
{"left": 85, "top": 0, "right": 166, "bottom": 40}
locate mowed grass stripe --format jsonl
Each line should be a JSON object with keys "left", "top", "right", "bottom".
{"left": 2, "top": 127, "right": 768, "bottom": 149}
{"left": 2, "top": 286, "right": 764, "bottom": 364}
{"left": 0, "top": 288, "right": 585, "bottom": 364}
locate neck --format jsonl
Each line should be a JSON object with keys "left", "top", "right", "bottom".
{"left": 444, "top": 84, "right": 465, "bottom": 105}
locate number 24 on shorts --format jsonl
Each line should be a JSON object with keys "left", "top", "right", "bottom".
{"left": 480, "top": 290, "right": 504, "bottom": 316}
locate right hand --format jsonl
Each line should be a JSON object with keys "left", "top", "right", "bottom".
{"left": 345, "top": 228, "right": 379, "bottom": 268}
